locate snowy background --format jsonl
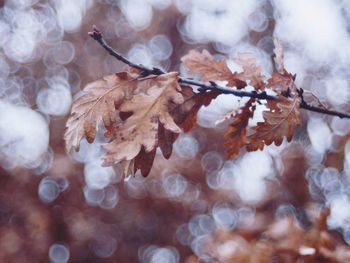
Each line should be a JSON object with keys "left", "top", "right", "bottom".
{"left": 0, "top": 0, "right": 350, "bottom": 262}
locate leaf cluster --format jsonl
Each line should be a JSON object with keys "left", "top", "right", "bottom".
{"left": 64, "top": 39, "right": 314, "bottom": 177}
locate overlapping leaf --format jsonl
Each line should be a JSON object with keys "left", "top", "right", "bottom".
{"left": 102, "top": 72, "right": 184, "bottom": 169}
{"left": 224, "top": 98, "right": 255, "bottom": 158}
{"left": 156, "top": 86, "right": 220, "bottom": 159}
{"left": 173, "top": 86, "right": 220, "bottom": 132}
{"left": 244, "top": 38, "right": 301, "bottom": 152}
{"left": 181, "top": 49, "right": 265, "bottom": 90}
{"left": 65, "top": 68, "right": 226, "bottom": 177}
{"left": 64, "top": 71, "right": 137, "bottom": 152}
{"left": 267, "top": 38, "right": 297, "bottom": 95}
{"left": 65, "top": 71, "right": 185, "bottom": 177}
{"left": 267, "top": 71, "right": 297, "bottom": 95}
{"left": 234, "top": 53, "right": 265, "bottom": 90}
{"left": 247, "top": 97, "right": 301, "bottom": 151}
{"left": 181, "top": 49, "right": 246, "bottom": 88}
{"left": 64, "top": 37, "right": 313, "bottom": 176}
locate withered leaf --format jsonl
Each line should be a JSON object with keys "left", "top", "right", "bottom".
{"left": 224, "top": 98, "right": 256, "bottom": 158}
{"left": 157, "top": 122, "right": 176, "bottom": 159}
{"left": 64, "top": 38, "right": 315, "bottom": 178}
{"left": 267, "top": 71, "right": 297, "bottom": 95}
{"left": 181, "top": 49, "right": 246, "bottom": 88}
{"left": 268, "top": 38, "right": 297, "bottom": 95}
{"left": 134, "top": 147, "right": 157, "bottom": 177}
{"left": 247, "top": 96, "right": 301, "bottom": 151}
{"left": 174, "top": 86, "right": 220, "bottom": 132}
{"left": 235, "top": 53, "right": 265, "bottom": 90}
{"left": 157, "top": 86, "right": 221, "bottom": 159}
{"left": 102, "top": 72, "right": 184, "bottom": 168}
{"left": 65, "top": 69, "right": 222, "bottom": 177}
{"left": 64, "top": 71, "right": 137, "bottom": 152}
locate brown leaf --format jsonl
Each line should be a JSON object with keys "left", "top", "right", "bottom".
{"left": 267, "top": 71, "right": 297, "bottom": 95}
{"left": 235, "top": 53, "right": 265, "bottom": 90}
{"left": 157, "top": 86, "right": 220, "bottom": 159}
{"left": 157, "top": 122, "right": 175, "bottom": 159}
{"left": 134, "top": 147, "right": 156, "bottom": 177}
{"left": 102, "top": 72, "right": 184, "bottom": 169}
{"left": 64, "top": 71, "right": 137, "bottom": 152}
{"left": 247, "top": 96, "right": 301, "bottom": 151}
{"left": 181, "top": 49, "right": 246, "bottom": 88}
{"left": 224, "top": 98, "right": 255, "bottom": 158}
{"left": 268, "top": 38, "right": 298, "bottom": 95}
{"left": 173, "top": 86, "right": 220, "bottom": 132}
{"left": 65, "top": 69, "right": 220, "bottom": 177}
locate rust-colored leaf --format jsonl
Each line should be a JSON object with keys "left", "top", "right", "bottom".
{"left": 268, "top": 38, "right": 297, "bottom": 95}
{"left": 224, "top": 98, "right": 255, "bottom": 158}
{"left": 157, "top": 122, "right": 175, "bottom": 159}
{"left": 64, "top": 71, "right": 137, "bottom": 152}
{"left": 173, "top": 86, "right": 220, "bottom": 132}
{"left": 235, "top": 53, "right": 265, "bottom": 90}
{"left": 65, "top": 69, "right": 222, "bottom": 177}
{"left": 247, "top": 96, "right": 301, "bottom": 151}
{"left": 267, "top": 71, "right": 297, "bottom": 95}
{"left": 102, "top": 72, "right": 184, "bottom": 170}
{"left": 134, "top": 147, "right": 156, "bottom": 177}
{"left": 181, "top": 49, "right": 246, "bottom": 88}
{"left": 156, "top": 86, "right": 221, "bottom": 159}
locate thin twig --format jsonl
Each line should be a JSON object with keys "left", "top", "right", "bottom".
{"left": 178, "top": 78, "right": 276, "bottom": 100}
{"left": 297, "top": 88, "right": 350, "bottom": 118}
{"left": 88, "top": 25, "right": 350, "bottom": 119}
{"left": 89, "top": 25, "right": 165, "bottom": 75}
{"left": 300, "top": 102, "right": 350, "bottom": 118}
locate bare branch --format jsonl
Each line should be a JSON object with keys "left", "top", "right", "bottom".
{"left": 89, "top": 25, "right": 165, "bottom": 76}
{"left": 178, "top": 78, "right": 276, "bottom": 100}
{"left": 88, "top": 26, "right": 350, "bottom": 119}
{"left": 297, "top": 88, "right": 350, "bottom": 118}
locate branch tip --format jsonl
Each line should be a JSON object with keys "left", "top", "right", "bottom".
{"left": 88, "top": 25, "right": 102, "bottom": 40}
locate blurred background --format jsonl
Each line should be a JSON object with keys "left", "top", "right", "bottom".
{"left": 1, "top": 0, "right": 350, "bottom": 262}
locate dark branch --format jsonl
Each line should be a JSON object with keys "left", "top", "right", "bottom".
{"left": 88, "top": 25, "right": 165, "bottom": 76}
{"left": 297, "top": 88, "right": 350, "bottom": 118}
{"left": 88, "top": 26, "right": 350, "bottom": 119}
{"left": 300, "top": 102, "right": 350, "bottom": 118}
{"left": 178, "top": 78, "right": 276, "bottom": 100}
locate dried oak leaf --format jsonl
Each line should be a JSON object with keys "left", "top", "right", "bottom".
{"left": 174, "top": 86, "right": 220, "bottom": 132}
{"left": 181, "top": 49, "right": 246, "bottom": 88}
{"left": 65, "top": 69, "right": 219, "bottom": 177}
{"left": 247, "top": 96, "right": 301, "bottom": 151}
{"left": 64, "top": 71, "right": 137, "bottom": 152}
{"left": 235, "top": 53, "right": 265, "bottom": 90}
{"left": 267, "top": 71, "right": 297, "bottom": 95}
{"left": 102, "top": 72, "right": 184, "bottom": 171}
{"left": 268, "top": 38, "right": 297, "bottom": 95}
{"left": 157, "top": 86, "right": 220, "bottom": 159}
{"left": 224, "top": 98, "right": 256, "bottom": 158}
